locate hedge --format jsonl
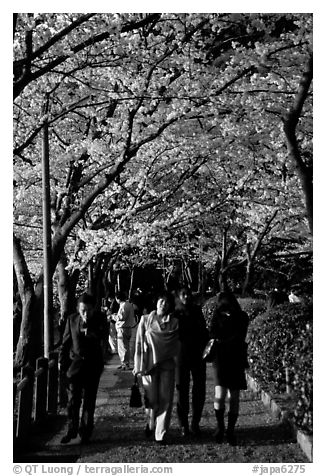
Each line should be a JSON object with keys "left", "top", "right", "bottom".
{"left": 237, "top": 297, "right": 267, "bottom": 321}
{"left": 247, "top": 301, "right": 312, "bottom": 435}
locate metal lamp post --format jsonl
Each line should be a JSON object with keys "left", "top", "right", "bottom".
{"left": 42, "top": 108, "right": 53, "bottom": 359}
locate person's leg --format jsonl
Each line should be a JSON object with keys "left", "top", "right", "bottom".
{"left": 129, "top": 325, "right": 138, "bottom": 365}
{"left": 80, "top": 370, "right": 102, "bottom": 442}
{"left": 109, "top": 321, "right": 118, "bottom": 353}
{"left": 176, "top": 362, "right": 190, "bottom": 435}
{"left": 155, "top": 367, "right": 175, "bottom": 442}
{"left": 226, "top": 389, "right": 240, "bottom": 445}
{"left": 61, "top": 375, "right": 82, "bottom": 443}
{"left": 122, "top": 327, "right": 132, "bottom": 367}
{"left": 190, "top": 361, "right": 206, "bottom": 434}
{"left": 213, "top": 385, "right": 228, "bottom": 443}
{"left": 117, "top": 327, "right": 127, "bottom": 367}
{"left": 142, "top": 373, "right": 158, "bottom": 435}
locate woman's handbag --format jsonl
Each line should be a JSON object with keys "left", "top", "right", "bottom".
{"left": 129, "top": 375, "right": 143, "bottom": 408}
{"left": 202, "top": 338, "right": 218, "bottom": 362}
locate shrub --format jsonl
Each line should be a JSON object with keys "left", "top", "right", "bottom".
{"left": 237, "top": 297, "right": 267, "bottom": 321}
{"left": 247, "top": 301, "right": 312, "bottom": 435}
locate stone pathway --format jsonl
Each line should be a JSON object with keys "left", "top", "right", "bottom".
{"left": 14, "top": 354, "right": 309, "bottom": 463}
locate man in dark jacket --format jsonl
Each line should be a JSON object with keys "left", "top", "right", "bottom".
{"left": 174, "top": 287, "right": 209, "bottom": 437}
{"left": 59, "top": 293, "right": 105, "bottom": 444}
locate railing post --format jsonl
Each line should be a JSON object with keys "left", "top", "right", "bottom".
{"left": 34, "top": 357, "right": 48, "bottom": 422}
{"left": 47, "top": 351, "right": 58, "bottom": 415}
{"left": 16, "top": 365, "right": 34, "bottom": 440}
{"left": 13, "top": 380, "right": 17, "bottom": 411}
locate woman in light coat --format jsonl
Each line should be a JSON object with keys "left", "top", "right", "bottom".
{"left": 133, "top": 292, "right": 179, "bottom": 444}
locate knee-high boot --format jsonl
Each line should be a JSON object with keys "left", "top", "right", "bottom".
{"left": 226, "top": 412, "right": 238, "bottom": 446}
{"left": 213, "top": 408, "right": 225, "bottom": 443}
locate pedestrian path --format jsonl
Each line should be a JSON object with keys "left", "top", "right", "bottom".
{"left": 14, "top": 354, "right": 309, "bottom": 463}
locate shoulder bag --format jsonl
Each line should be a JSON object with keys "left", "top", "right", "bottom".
{"left": 202, "top": 338, "right": 218, "bottom": 362}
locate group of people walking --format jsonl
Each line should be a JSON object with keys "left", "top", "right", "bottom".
{"left": 59, "top": 287, "right": 249, "bottom": 447}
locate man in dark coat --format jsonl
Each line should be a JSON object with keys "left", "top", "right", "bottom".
{"left": 59, "top": 293, "right": 105, "bottom": 444}
{"left": 174, "top": 287, "right": 209, "bottom": 437}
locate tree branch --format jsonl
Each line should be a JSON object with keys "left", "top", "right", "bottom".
{"left": 27, "top": 14, "right": 95, "bottom": 63}
{"left": 250, "top": 209, "right": 279, "bottom": 262}
{"left": 282, "top": 54, "right": 313, "bottom": 233}
{"left": 14, "top": 14, "right": 162, "bottom": 99}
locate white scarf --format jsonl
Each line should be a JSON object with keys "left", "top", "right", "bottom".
{"left": 134, "top": 311, "right": 179, "bottom": 374}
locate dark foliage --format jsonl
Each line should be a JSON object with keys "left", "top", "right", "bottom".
{"left": 238, "top": 297, "right": 267, "bottom": 321}
{"left": 247, "top": 301, "right": 312, "bottom": 435}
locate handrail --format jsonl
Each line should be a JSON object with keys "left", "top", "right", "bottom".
{"left": 34, "top": 367, "right": 46, "bottom": 378}
{"left": 16, "top": 376, "right": 30, "bottom": 392}
{"left": 48, "top": 358, "right": 56, "bottom": 369}
{"left": 14, "top": 352, "right": 59, "bottom": 443}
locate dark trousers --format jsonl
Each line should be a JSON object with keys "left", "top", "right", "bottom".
{"left": 176, "top": 359, "right": 206, "bottom": 429}
{"left": 66, "top": 369, "right": 102, "bottom": 436}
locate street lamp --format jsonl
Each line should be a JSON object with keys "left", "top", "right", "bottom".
{"left": 42, "top": 99, "right": 53, "bottom": 358}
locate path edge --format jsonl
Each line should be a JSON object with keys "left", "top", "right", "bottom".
{"left": 246, "top": 373, "right": 313, "bottom": 462}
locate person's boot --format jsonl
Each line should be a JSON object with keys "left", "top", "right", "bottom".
{"left": 191, "top": 406, "right": 204, "bottom": 437}
{"left": 61, "top": 411, "right": 79, "bottom": 444}
{"left": 78, "top": 425, "right": 93, "bottom": 444}
{"left": 145, "top": 423, "right": 154, "bottom": 437}
{"left": 60, "top": 428, "right": 78, "bottom": 444}
{"left": 213, "top": 408, "right": 225, "bottom": 443}
{"left": 190, "top": 420, "right": 201, "bottom": 437}
{"left": 226, "top": 412, "right": 238, "bottom": 446}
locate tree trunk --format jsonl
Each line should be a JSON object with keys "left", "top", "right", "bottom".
{"left": 87, "top": 260, "right": 94, "bottom": 295}
{"left": 13, "top": 267, "right": 22, "bottom": 351}
{"left": 218, "top": 269, "right": 229, "bottom": 292}
{"left": 128, "top": 266, "right": 135, "bottom": 300}
{"left": 241, "top": 210, "right": 278, "bottom": 297}
{"left": 13, "top": 234, "right": 42, "bottom": 367}
{"left": 283, "top": 54, "right": 313, "bottom": 234}
{"left": 212, "top": 258, "right": 219, "bottom": 293}
{"left": 69, "top": 269, "right": 80, "bottom": 303}
{"left": 57, "top": 254, "right": 76, "bottom": 324}
{"left": 101, "top": 255, "right": 116, "bottom": 298}
{"left": 217, "top": 228, "right": 230, "bottom": 292}
{"left": 87, "top": 253, "right": 111, "bottom": 308}
{"left": 242, "top": 260, "right": 253, "bottom": 297}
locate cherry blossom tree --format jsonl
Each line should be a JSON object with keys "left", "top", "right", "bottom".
{"left": 13, "top": 13, "right": 312, "bottom": 366}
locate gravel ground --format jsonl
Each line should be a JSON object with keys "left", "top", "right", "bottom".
{"left": 14, "top": 355, "right": 309, "bottom": 464}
